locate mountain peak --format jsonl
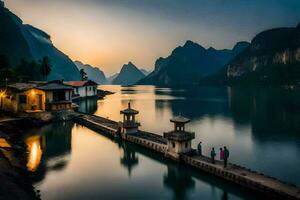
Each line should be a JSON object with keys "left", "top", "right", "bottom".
{"left": 128, "top": 61, "right": 134, "bottom": 65}
{"left": 182, "top": 40, "right": 206, "bottom": 52}
{"left": 122, "top": 61, "right": 138, "bottom": 71}
{"left": 184, "top": 40, "right": 195, "bottom": 46}
{"left": 207, "top": 47, "right": 216, "bottom": 51}
{"left": 138, "top": 40, "right": 249, "bottom": 86}
{"left": 183, "top": 40, "right": 202, "bottom": 48}
{"left": 113, "top": 62, "right": 145, "bottom": 85}
{"left": 74, "top": 61, "right": 106, "bottom": 84}
{"left": 232, "top": 41, "right": 250, "bottom": 52}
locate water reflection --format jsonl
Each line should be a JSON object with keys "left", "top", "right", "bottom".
{"left": 26, "top": 135, "right": 43, "bottom": 172}
{"left": 26, "top": 122, "right": 262, "bottom": 200}
{"left": 118, "top": 141, "right": 139, "bottom": 176}
{"left": 97, "top": 85, "right": 300, "bottom": 185}
{"left": 24, "top": 122, "right": 73, "bottom": 182}
{"left": 228, "top": 87, "right": 300, "bottom": 140}
{"left": 164, "top": 163, "right": 195, "bottom": 200}
{"left": 21, "top": 85, "right": 300, "bottom": 199}
{"left": 76, "top": 98, "right": 98, "bottom": 114}
{"left": 117, "top": 135, "right": 260, "bottom": 200}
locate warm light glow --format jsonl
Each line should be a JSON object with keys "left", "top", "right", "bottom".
{"left": 31, "top": 90, "right": 36, "bottom": 95}
{"left": 26, "top": 135, "right": 43, "bottom": 172}
{"left": 0, "top": 138, "right": 11, "bottom": 148}
{"left": 0, "top": 91, "right": 5, "bottom": 98}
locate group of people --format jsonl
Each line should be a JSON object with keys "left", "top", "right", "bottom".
{"left": 197, "top": 142, "right": 230, "bottom": 168}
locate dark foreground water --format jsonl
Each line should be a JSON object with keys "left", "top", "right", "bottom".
{"left": 24, "top": 85, "right": 300, "bottom": 200}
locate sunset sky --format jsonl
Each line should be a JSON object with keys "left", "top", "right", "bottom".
{"left": 5, "top": 0, "right": 300, "bottom": 75}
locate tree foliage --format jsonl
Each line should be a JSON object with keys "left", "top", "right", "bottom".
{"left": 39, "top": 56, "right": 52, "bottom": 80}
{"left": 80, "top": 69, "right": 88, "bottom": 81}
{"left": 0, "top": 54, "right": 15, "bottom": 85}
{"left": 0, "top": 55, "right": 53, "bottom": 83}
{"left": 16, "top": 58, "right": 42, "bottom": 82}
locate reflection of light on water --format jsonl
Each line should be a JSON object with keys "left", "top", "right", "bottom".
{"left": 26, "top": 135, "right": 43, "bottom": 172}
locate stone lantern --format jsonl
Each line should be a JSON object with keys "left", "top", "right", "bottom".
{"left": 163, "top": 115, "right": 195, "bottom": 159}
{"left": 120, "top": 102, "right": 140, "bottom": 135}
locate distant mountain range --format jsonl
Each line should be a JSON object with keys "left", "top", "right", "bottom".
{"left": 140, "top": 69, "right": 151, "bottom": 76}
{"left": 107, "top": 73, "right": 119, "bottom": 84}
{"left": 0, "top": 3, "right": 80, "bottom": 81}
{"left": 138, "top": 40, "right": 249, "bottom": 86}
{"left": 225, "top": 22, "right": 300, "bottom": 85}
{"left": 2, "top": 0, "right": 299, "bottom": 86}
{"left": 112, "top": 62, "right": 146, "bottom": 85}
{"left": 74, "top": 61, "right": 107, "bottom": 84}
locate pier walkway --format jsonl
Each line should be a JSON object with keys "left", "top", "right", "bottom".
{"left": 74, "top": 113, "right": 300, "bottom": 200}
{"left": 75, "top": 113, "right": 119, "bottom": 136}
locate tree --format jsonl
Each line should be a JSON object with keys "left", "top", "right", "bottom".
{"left": 40, "top": 56, "right": 52, "bottom": 80}
{"left": 80, "top": 69, "right": 88, "bottom": 80}
{"left": 0, "top": 54, "right": 14, "bottom": 84}
{"left": 16, "top": 58, "right": 42, "bottom": 81}
{"left": 0, "top": 54, "right": 11, "bottom": 70}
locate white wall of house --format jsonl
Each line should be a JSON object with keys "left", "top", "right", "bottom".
{"left": 65, "top": 90, "right": 72, "bottom": 101}
{"left": 74, "top": 86, "right": 97, "bottom": 97}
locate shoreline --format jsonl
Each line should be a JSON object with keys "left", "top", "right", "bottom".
{"left": 0, "top": 118, "right": 41, "bottom": 200}
{"left": 0, "top": 89, "right": 114, "bottom": 199}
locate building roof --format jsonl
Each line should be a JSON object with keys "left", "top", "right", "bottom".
{"left": 170, "top": 115, "right": 191, "bottom": 124}
{"left": 7, "top": 81, "right": 74, "bottom": 92}
{"left": 37, "top": 82, "right": 73, "bottom": 91}
{"left": 163, "top": 131, "right": 195, "bottom": 141}
{"left": 120, "top": 103, "right": 139, "bottom": 115}
{"left": 65, "top": 80, "right": 98, "bottom": 87}
{"left": 7, "top": 83, "right": 37, "bottom": 91}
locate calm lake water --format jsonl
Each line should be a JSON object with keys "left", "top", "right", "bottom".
{"left": 24, "top": 85, "right": 300, "bottom": 200}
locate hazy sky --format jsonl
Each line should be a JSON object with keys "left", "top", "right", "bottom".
{"left": 5, "top": 0, "right": 300, "bottom": 75}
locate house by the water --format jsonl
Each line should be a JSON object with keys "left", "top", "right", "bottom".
{"left": 65, "top": 80, "right": 98, "bottom": 100}
{"left": 0, "top": 81, "right": 73, "bottom": 113}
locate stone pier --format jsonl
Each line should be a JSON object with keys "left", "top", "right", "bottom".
{"left": 74, "top": 108, "right": 300, "bottom": 200}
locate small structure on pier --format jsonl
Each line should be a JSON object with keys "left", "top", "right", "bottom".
{"left": 164, "top": 115, "right": 195, "bottom": 158}
{"left": 120, "top": 102, "right": 140, "bottom": 135}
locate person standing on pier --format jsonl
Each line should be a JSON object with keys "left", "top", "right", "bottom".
{"left": 220, "top": 148, "right": 224, "bottom": 160}
{"left": 197, "top": 141, "right": 202, "bottom": 156}
{"left": 211, "top": 148, "right": 216, "bottom": 164}
{"left": 224, "top": 146, "right": 229, "bottom": 168}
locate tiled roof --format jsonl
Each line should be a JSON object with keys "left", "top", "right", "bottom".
{"left": 170, "top": 115, "right": 190, "bottom": 123}
{"left": 65, "top": 80, "right": 97, "bottom": 87}
{"left": 120, "top": 102, "right": 139, "bottom": 114}
{"left": 37, "top": 83, "right": 73, "bottom": 90}
{"left": 8, "top": 81, "right": 73, "bottom": 91}
{"left": 65, "top": 81, "right": 88, "bottom": 87}
{"left": 8, "top": 83, "right": 37, "bottom": 91}
{"left": 163, "top": 131, "right": 195, "bottom": 141}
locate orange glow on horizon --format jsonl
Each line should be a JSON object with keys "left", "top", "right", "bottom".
{"left": 4, "top": 1, "right": 196, "bottom": 75}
